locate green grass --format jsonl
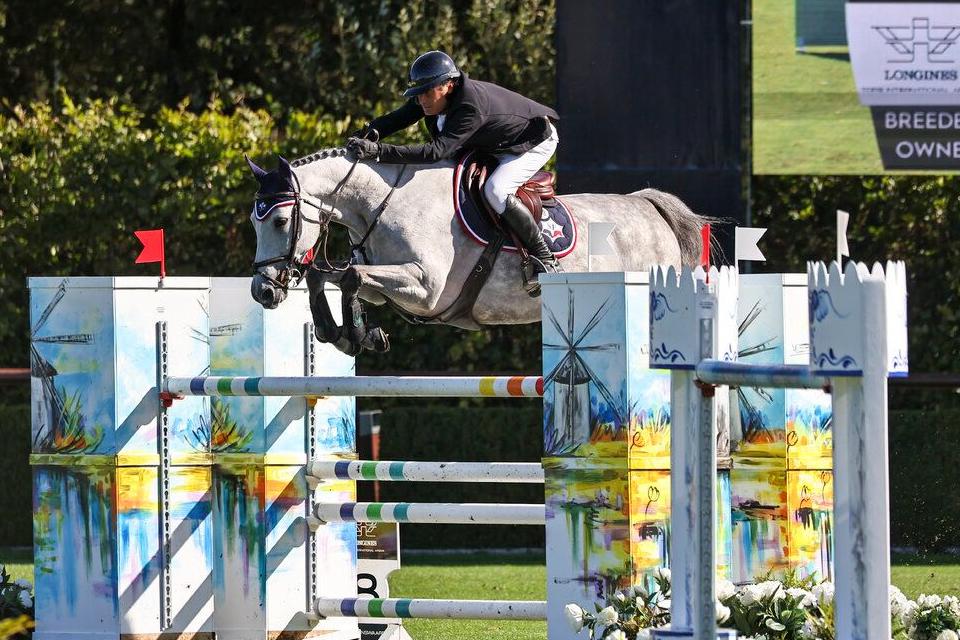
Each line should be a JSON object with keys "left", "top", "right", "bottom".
{"left": 388, "top": 551, "right": 547, "bottom": 640}
{"left": 753, "top": 0, "right": 883, "bottom": 174}
{"left": 891, "top": 552, "right": 960, "bottom": 600}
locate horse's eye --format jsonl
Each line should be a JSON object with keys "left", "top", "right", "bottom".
{"left": 273, "top": 216, "right": 289, "bottom": 229}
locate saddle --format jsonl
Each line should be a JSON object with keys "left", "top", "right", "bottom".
{"left": 463, "top": 153, "right": 557, "bottom": 227}
{"left": 402, "top": 152, "right": 574, "bottom": 327}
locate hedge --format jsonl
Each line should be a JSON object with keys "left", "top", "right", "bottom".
{"left": 0, "top": 403, "right": 31, "bottom": 548}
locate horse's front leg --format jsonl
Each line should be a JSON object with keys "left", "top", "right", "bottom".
{"left": 336, "top": 266, "right": 390, "bottom": 355}
{"left": 306, "top": 268, "right": 357, "bottom": 355}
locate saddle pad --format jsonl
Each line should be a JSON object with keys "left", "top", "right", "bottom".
{"left": 453, "top": 153, "right": 577, "bottom": 257}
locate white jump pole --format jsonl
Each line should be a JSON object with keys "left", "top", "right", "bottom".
{"left": 315, "top": 597, "right": 548, "bottom": 621}
{"left": 311, "top": 502, "right": 547, "bottom": 527}
{"left": 163, "top": 375, "right": 544, "bottom": 398}
{"left": 307, "top": 460, "right": 545, "bottom": 484}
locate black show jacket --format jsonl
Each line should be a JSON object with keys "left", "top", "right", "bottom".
{"left": 368, "top": 73, "right": 559, "bottom": 164}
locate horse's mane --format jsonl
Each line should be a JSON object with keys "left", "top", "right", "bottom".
{"left": 291, "top": 147, "right": 349, "bottom": 168}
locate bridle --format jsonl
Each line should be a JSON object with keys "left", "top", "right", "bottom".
{"left": 251, "top": 157, "right": 405, "bottom": 293}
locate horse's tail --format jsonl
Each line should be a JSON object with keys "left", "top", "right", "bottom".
{"left": 629, "top": 188, "right": 722, "bottom": 266}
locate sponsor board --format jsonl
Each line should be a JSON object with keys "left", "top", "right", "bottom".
{"left": 848, "top": 2, "right": 960, "bottom": 168}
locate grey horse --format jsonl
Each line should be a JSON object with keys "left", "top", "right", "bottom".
{"left": 246, "top": 150, "right": 709, "bottom": 356}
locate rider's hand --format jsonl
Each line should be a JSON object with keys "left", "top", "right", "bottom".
{"left": 347, "top": 137, "right": 381, "bottom": 161}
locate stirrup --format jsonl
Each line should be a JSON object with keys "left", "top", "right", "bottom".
{"left": 520, "top": 256, "right": 559, "bottom": 298}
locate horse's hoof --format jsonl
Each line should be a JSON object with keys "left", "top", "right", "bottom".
{"left": 364, "top": 327, "right": 390, "bottom": 353}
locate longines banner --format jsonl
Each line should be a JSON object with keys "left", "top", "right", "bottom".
{"left": 847, "top": 1, "right": 960, "bottom": 169}
{"left": 752, "top": 0, "right": 960, "bottom": 174}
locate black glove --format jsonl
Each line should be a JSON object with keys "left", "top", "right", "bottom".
{"left": 347, "top": 136, "right": 381, "bottom": 161}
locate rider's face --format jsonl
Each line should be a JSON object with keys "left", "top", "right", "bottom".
{"left": 417, "top": 81, "right": 454, "bottom": 116}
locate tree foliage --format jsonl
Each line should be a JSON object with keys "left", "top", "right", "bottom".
{"left": 0, "top": 0, "right": 555, "bottom": 119}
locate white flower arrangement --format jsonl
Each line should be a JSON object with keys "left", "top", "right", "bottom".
{"left": 0, "top": 564, "right": 35, "bottom": 623}
{"left": 564, "top": 569, "right": 959, "bottom": 640}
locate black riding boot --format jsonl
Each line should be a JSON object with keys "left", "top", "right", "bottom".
{"left": 501, "top": 194, "right": 560, "bottom": 297}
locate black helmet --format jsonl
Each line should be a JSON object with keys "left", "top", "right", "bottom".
{"left": 403, "top": 51, "right": 461, "bottom": 98}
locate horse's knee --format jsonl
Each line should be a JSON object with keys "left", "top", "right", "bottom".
{"left": 339, "top": 266, "right": 362, "bottom": 293}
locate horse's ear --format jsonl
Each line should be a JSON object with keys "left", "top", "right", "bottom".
{"left": 245, "top": 154, "right": 267, "bottom": 182}
{"left": 277, "top": 156, "right": 293, "bottom": 177}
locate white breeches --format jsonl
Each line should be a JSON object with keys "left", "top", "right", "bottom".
{"left": 482, "top": 122, "right": 559, "bottom": 215}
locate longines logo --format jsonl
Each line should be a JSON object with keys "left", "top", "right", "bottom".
{"left": 874, "top": 16, "right": 960, "bottom": 66}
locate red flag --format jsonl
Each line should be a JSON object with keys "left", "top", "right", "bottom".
{"left": 134, "top": 229, "right": 166, "bottom": 278}
{"left": 700, "top": 224, "right": 711, "bottom": 270}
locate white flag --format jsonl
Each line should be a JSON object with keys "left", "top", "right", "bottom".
{"left": 837, "top": 210, "right": 850, "bottom": 266}
{"left": 588, "top": 222, "right": 616, "bottom": 255}
{"left": 735, "top": 227, "right": 767, "bottom": 263}
{"left": 587, "top": 222, "right": 616, "bottom": 272}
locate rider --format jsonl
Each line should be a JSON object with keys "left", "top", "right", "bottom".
{"left": 346, "top": 50, "right": 560, "bottom": 296}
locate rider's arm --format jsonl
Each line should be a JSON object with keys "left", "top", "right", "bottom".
{"left": 376, "top": 105, "right": 481, "bottom": 164}
{"left": 368, "top": 100, "right": 424, "bottom": 139}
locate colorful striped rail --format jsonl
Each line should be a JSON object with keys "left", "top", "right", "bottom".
{"left": 315, "top": 597, "right": 547, "bottom": 621}
{"left": 163, "top": 375, "right": 544, "bottom": 398}
{"left": 307, "top": 460, "right": 544, "bottom": 484}
{"left": 309, "top": 502, "right": 546, "bottom": 526}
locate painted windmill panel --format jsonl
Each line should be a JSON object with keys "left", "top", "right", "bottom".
{"left": 29, "top": 277, "right": 210, "bottom": 639}
{"left": 209, "top": 279, "right": 356, "bottom": 460}
{"left": 541, "top": 273, "right": 633, "bottom": 459}
{"left": 263, "top": 284, "right": 356, "bottom": 460}
{"left": 625, "top": 281, "right": 671, "bottom": 469}
{"left": 262, "top": 285, "right": 313, "bottom": 461}
{"left": 210, "top": 278, "right": 270, "bottom": 455}
{"left": 783, "top": 282, "right": 833, "bottom": 467}
{"left": 734, "top": 275, "right": 789, "bottom": 461}
{"left": 208, "top": 278, "right": 358, "bottom": 639}
{"left": 29, "top": 278, "right": 116, "bottom": 455}
{"left": 114, "top": 286, "right": 210, "bottom": 459}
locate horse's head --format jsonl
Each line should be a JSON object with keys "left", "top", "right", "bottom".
{"left": 247, "top": 155, "right": 337, "bottom": 308}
